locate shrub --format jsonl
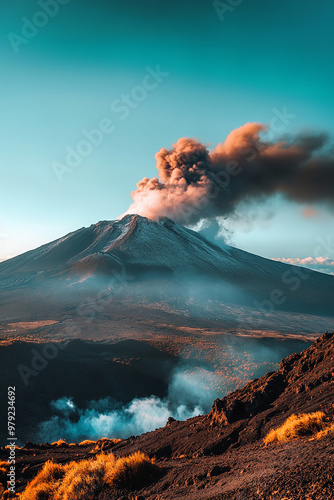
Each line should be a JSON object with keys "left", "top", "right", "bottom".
{"left": 55, "top": 454, "right": 114, "bottom": 500}
{"left": 105, "top": 451, "right": 160, "bottom": 489}
{"left": 78, "top": 440, "right": 96, "bottom": 446}
{"left": 51, "top": 440, "right": 67, "bottom": 447}
{"left": 264, "top": 411, "right": 328, "bottom": 444}
{"left": 90, "top": 438, "right": 121, "bottom": 454}
{"left": 20, "top": 461, "right": 66, "bottom": 500}
{"left": 23, "top": 482, "right": 56, "bottom": 500}
{"left": 20, "top": 451, "right": 160, "bottom": 499}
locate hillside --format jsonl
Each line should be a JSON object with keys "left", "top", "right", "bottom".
{"left": 4, "top": 331, "right": 334, "bottom": 499}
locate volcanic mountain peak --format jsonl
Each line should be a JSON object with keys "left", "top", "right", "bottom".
{"left": 0, "top": 214, "right": 333, "bottom": 318}
{"left": 0, "top": 214, "right": 247, "bottom": 293}
{"left": 0, "top": 214, "right": 230, "bottom": 277}
{"left": 0, "top": 214, "right": 326, "bottom": 280}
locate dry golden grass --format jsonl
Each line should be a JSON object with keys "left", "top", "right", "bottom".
{"left": 314, "top": 421, "right": 334, "bottom": 439}
{"left": 105, "top": 451, "right": 160, "bottom": 489}
{"left": 20, "top": 461, "right": 66, "bottom": 500}
{"left": 264, "top": 411, "right": 334, "bottom": 444}
{"left": 0, "top": 461, "right": 11, "bottom": 500}
{"left": 55, "top": 454, "right": 114, "bottom": 500}
{"left": 0, "top": 484, "right": 10, "bottom": 500}
{"left": 20, "top": 451, "right": 160, "bottom": 499}
{"left": 0, "top": 462, "right": 8, "bottom": 478}
{"left": 24, "top": 482, "right": 57, "bottom": 499}
{"left": 78, "top": 440, "right": 96, "bottom": 446}
{"left": 51, "top": 440, "right": 67, "bottom": 447}
{"left": 110, "top": 439, "right": 121, "bottom": 444}
{"left": 90, "top": 438, "right": 122, "bottom": 454}
{"left": 0, "top": 461, "right": 8, "bottom": 493}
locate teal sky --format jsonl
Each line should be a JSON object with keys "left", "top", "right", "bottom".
{"left": 1, "top": 0, "right": 334, "bottom": 270}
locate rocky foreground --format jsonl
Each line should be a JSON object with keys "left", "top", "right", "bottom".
{"left": 2, "top": 332, "right": 334, "bottom": 499}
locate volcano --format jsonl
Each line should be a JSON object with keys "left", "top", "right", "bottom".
{"left": 1, "top": 215, "right": 333, "bottom": 466}
{"left": 0, "top": 214, "right": 332, "bottom": 286}
{"left": 0, "top": 214, "right": 333, "bottom": 323}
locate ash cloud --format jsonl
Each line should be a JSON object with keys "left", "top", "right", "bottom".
{"left": 125, "top": 123, "right": 334, "bottom": 225}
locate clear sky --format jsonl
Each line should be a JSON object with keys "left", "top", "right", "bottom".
{"left": 1, "top": 0, "right": 334, "bottom": 273}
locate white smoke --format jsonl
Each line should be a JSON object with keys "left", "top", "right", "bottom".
{"left": 37, "top": 368, "right": 222, "bottom": 443}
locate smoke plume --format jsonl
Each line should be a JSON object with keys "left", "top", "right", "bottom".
{"left": 126, "top": 123, "right": 334, "bottom": 225}
{"left": 37, "top": 368, "right": 223, "bottom": 443}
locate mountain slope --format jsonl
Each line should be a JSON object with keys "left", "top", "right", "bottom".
{"left": 7, "top": 332, "right": 334, "bottom": 499}
{"left": 103, "top": 331, "right": 334, "bottom": 460}
{"left": 0, "top": 215, "right": 333, "bottom": 314}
